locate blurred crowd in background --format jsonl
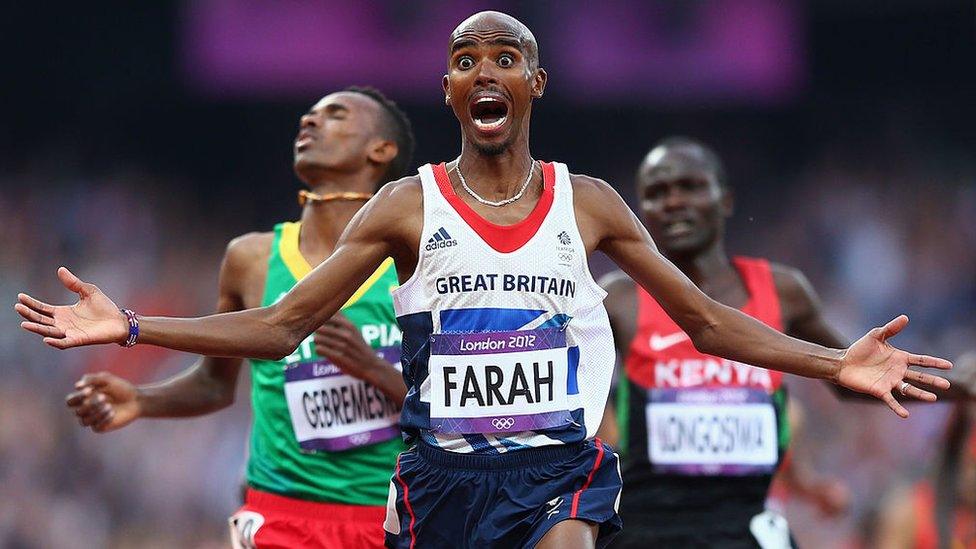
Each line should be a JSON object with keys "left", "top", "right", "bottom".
{"left": 2, "top": 1, "right": 974, "bottom": 547}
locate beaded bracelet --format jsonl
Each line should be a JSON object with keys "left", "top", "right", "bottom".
{"left": 120, "top": 308, "right": 139, "bottom": 347}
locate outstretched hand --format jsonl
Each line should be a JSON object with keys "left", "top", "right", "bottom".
{"left": 836, "top": 315, "right": 952, "bottom": 417}
{"left": 15, "top": 267, "right": 128, "bottom": 349}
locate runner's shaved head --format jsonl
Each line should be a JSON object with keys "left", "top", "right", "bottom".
{"left": 449, "top": 11, "right": 540, "bottom": 69}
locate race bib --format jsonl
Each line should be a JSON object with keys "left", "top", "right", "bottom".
{"left": 646, "top": 387, "right": 777, "bottom": 475}
{"left": 284, "top": 346, "right": 401, "bottom": 452}
{"left": 428, "top": 328, "right": 571, "bottom": 433}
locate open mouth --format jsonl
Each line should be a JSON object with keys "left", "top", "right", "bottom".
{"left": 470, "top": 96, "right": 509, "bottom": 132}
{"left": 663, "top": 219, "right": 696, "bottom": 237}
{"left": 295, "top": 131, "right": 317, "bottom": 150}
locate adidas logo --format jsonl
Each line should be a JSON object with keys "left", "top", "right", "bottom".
{"left": 425, "top": 227, "right": 458, "bottom": 251}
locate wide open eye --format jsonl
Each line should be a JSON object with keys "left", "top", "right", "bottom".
{"left": 498, "top": 53, "right": 514, "bottom": 68}
{"left": 458, "top": 56, "right": 475, "bottom": 70}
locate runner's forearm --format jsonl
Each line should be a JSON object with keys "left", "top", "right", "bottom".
{"left": 691, "top": 300, "right": 845, "bottom": 381}
{"left": 598, "top": 205, "right": 846, "bottom": 382}
{"left": 138, "top": 356, "right": 242, "bottom": 418}
{"left": 138, "top": 304, "right": 305, "bottom": 360}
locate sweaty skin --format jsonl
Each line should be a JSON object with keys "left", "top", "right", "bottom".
{"left": 64, "top": 91, "right": 407, "bottom": 432}
{"left": 16, "top": 12, "right": 953, "bottom": 546}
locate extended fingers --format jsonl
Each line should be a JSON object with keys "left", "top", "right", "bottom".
{"left": 881, "top": 392, "right": 910, "bottom": 418}
{"left": 904, "top": 369, "right": 950, "bottom": 390}
{"left": 908, "top": 354, "right": 952, "bottom": 370}
{"left": 880, "top": 315, "right": 909, "bottom": 340}
{"left": 58, "top": 267, "right": 87, "bottom": 294}
{"left": 17, "top": 293, "right": 55, "bottom": 315}
{"left": 21, "top": 321, "right": 65, "bottom": 339}
{"left": 898, "top": 382, "right": 937, "bottom": 402}
{"left": 15, "top": 303, "right": 55, "bottom": 326}
{"left": 43, "top": 337, "right": 75, "bottom": 349}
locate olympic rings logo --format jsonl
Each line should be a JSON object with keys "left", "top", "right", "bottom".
{"left": 491, "top": 417, "right": 516, "bottom": 430}
{"left": 349, "top": 433, "right": 372, "bottom": 445}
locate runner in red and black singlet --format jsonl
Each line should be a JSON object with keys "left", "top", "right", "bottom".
{"left": 603, "top": 137, "right": 855, "bottom": 548}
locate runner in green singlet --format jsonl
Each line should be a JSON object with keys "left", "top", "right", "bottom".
{"left": 65, "top": 86, "right": 415, "bottom": 548}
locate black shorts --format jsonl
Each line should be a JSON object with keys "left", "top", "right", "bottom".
{"left": 384, "top": 439, "right": 622, "bottom": 548}
{"left": 610, "top": 474, "right": 793, "bottom": 549}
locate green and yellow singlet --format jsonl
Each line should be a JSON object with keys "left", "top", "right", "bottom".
{"left": 246, "top": 222, "right": 405, "bottom": 506}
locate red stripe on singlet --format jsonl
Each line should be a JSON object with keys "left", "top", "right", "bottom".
{"left": 570, "top": 438, "right": 605, "bottom": 518}
{"left": 431, "top": 161, "right": 555, "bottom": 253}
{"left": 394, "top": 455, "right": 417, "bottom": 549}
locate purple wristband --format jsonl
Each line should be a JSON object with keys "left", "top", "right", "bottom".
{"left": 120, "top": 308, "right": 139, "bottom": 347}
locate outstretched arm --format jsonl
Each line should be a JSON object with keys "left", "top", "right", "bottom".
{"left": 63, "top": 234, "right": 262, "bottom": 431}
{"left": 776, "top": 264, "right": 971, "bottom": 401}
{"left": 574, "top": 175, "right": 952, "bottom": 417}
{"left": 17, "top": 179, "right": 420, "bottom": 361}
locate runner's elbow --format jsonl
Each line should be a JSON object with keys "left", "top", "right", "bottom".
{"left": 261, "top": 304, "right": 308, "bottom": 360}
{"left": 685, "top": 317, "right": 723, "bottom": 356}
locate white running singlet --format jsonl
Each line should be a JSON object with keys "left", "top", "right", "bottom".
{"left": 393, "top": 161, "right": 615, "bottom": 454}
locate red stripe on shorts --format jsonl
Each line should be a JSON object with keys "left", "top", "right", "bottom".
{"left": 394, "top": 455, "right": 417, "bottom": 549}
{"left": 570, "top": 438, "right": 605, "bottom": 518}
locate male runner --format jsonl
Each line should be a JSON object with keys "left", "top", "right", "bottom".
{"left": 600, "top": 136, "right": 857, "bottom": 547}
{"left": 17, "top": 11, "right": 953, "bottom": 549}
{"left": 64, "top": 86, "right": 415, "bottom": 548}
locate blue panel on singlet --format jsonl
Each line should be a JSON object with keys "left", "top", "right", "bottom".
{"left": 396, "top": 311, "right": 435, "bottom": 443}
{"left": 567, "top": 346, "right": 580, "bottom": 395}
{"left": 439, "top": 307, "right": 546, "bottom": 332}
{"left": 536, "top": 313, "right": 572, "bottom": 329}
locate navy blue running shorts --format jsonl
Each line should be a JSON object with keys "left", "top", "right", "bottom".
{"left": 384, "top": 438, "right": 622, "bottom": 548}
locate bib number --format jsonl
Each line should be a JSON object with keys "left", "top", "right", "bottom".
{"left": 428, "top": 328, "right": 572, "bottom": 433}
{"left": 283, "top": 347, "right": 401, "bottom": 452}
{"left": 646, "top": 387, "right": 777, "bottom": 475}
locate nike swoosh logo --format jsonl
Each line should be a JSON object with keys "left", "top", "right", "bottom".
{"left": 649, "top": 332, "right": 690, "bottom": 351}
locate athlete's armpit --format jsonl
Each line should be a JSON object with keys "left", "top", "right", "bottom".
{"left": 771, "top": 263, "right": 847, "bottom": 349}
{"left": 571, "top": 174, "right": 717, "bottom": 342}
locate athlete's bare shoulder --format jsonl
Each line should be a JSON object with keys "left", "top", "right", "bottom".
{"left": 346, "top": 174, "right": 424, "bottom": 265}
{"left": 769, "top": 262, "right": 817, "bottom": 310}
{"left": 568, "top": 172, "right": 644, "bottom": 252}
{"left": 568, "top": 172, "right": 618, "bottom": 200}
{"left": 381, "top": 173, "right": 423, "bottom": 200}
{"left": 221, "top": 231, "right": 274, "bottom": 304}
{"left": 225, "top": 231, "right": 274, "bottom": 270}
{"left": 364, "top": 174, "right": 423, "bottom": 223}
